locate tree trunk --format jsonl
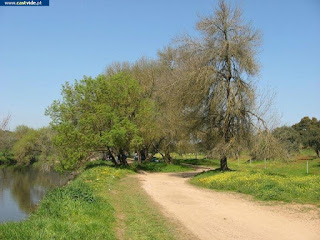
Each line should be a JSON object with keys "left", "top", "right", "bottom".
{"left": 148, "top": 151, "right": 156, "bottom": 162}
{"left": 220, "top": 156, "right": 229, "bottom": 171}
{"left": 118, "top": 149, "right": 128, "bottom": 166}
{"left": 137, "top": 151, "right": 142, "bottom": 165}
{"left": 140, "top": 150, "right": 146, "bottom": 161}
{"left": 316, "top": 149, "right": 319, "bottom": 158}
{"left": 147, "top": 143, "right": 158, "bottom": 161}
{"left": 144, "top": 148, "right": 150, "bottom": 162}
{"left": 164, "top": 150, "right": 172, "bottom": 164}
{"left": 108, "top": 148, "right": 118, "bottom": 166}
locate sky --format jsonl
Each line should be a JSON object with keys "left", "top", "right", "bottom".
{"left": 0, "top": 0, "right": 319, "bottom": 130}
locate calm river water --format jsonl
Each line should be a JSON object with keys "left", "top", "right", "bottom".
{"left": 0, "top": 167, "right": 68, "bottom": 223}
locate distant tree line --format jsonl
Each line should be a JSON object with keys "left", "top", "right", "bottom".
{"left": 274, "top": 117, "right": 320, "bottom": 158}
{"left": 0, "top": 125, "right": 55, "bottom": 166}
{"left": 1, "top": 115, "right": 319, "bottom": 169}
{"left": 250, "top": 117, "right": 320, "bottom": 161}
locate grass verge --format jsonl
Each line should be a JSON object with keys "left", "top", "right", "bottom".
{"left": 0, "top": 166, "right": 125, "bottom": 239}
{"left": 191, "top": 162, "right": 320, "bottom": 207}
{"left": 106, "top": 175, "right": 179, "bottom": 240}
{"left": 0, "top": 165, "right": 180, "bottom": 239}
{"left": 131, "top": 162, "right": 192, "bottom": 173}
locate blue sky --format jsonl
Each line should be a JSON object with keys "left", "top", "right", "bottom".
{"left": 0, "top": 0, "right": 319, "bottom": 129}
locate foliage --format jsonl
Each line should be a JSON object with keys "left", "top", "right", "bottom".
{"left": 0, "top": 150, "right": 14, "bottom": 165}
{"left": 0, "top": 116, "right": 14, "bottom": 165}
{"left": 12, "top": 128, "right": 38, "bottom": 164}
{"left": 105, "top": 58, "right": 174, "bottom": 163}
{"left": 14, "top": 125, "right": 33, "bottom": 140}
{"left": 46, "top": 73, "right": 155, "bottom": 170}
{"left": 0, "top": 166, "right": 180, "bottom": 239}
{"left": 158, "top": 0, "right": 263, "bottom": 170}
{"left": 12, "top": 127, "right": 55, "bottom": 165}
{"left": 293, "top": 116, "right": 320, "bottom": 157}
{"left": 273, "top": 126, "right": 300, "bottom": 153}
{"left": 250, "top": 131, "right": 289, "bottom": 161}
{"left": 0, "top": 130, "right": 15, "bottom": 165}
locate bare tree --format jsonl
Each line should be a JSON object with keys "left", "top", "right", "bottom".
{"left": 250, "top": 130, "right": 289, "bottom": 163}
{"left": 0, "top": 114, "right": 10, "bottom": 131}
{"left": 159, "top": 0, "right": 264, "bottom": 170}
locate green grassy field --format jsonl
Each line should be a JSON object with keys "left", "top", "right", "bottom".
{"left": 188, "top": 150, "right": 320, "bottom": 207}
{"left": 131, "top": 161, "right": 192, "bottom": 172}
{"left": 154, "top": 153, "right": 219, "bottom": 167}
{"left": 0, "top": 165, "right": 180, "bottom": 240}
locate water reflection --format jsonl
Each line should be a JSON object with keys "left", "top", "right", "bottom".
{"left": 0, "top": 167, "right": 68, "bottom": 223}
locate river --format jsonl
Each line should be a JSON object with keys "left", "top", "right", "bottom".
{"left": 0, "top": 166, "right": 68, "bottom": 223}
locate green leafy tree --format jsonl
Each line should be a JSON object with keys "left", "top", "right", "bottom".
{"left": 12, "top": 128, "right": 39, "bottom": 165}
{"left": 46, "top": 72, "right": 153, "bottom": 170}
{"left": 273, "top": 126, "right": 300, "bottom": 153}
{"left": 14, "top": 125, "right": 32, "bottom": 140}
{"left": 105, "top": 58, "right": 163, "bottom": 163}
{"left": 293, "top": 117, "right": 320, "bottom": 157}
{"left": 0, "top": 131, "right": 15, "bottom": 165}
{"left": 36, "top": 127, "right": 56, "bottom": 164}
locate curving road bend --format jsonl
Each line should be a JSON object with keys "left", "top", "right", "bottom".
{"left": 138, "top": 170, "right": 320, "bottom": 240}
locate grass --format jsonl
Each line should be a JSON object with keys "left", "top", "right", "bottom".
{"left": 106, "top": 174, "right": 178, "bottom": 240}
{"left": 0, "top": 166, "right": 123, "bottom": 239}
{"left": 0, "top": 164, "right": 180, "bottom": 239}
{"left": 190, "top": 152, "right": 320, "bottom": 207}
{"left": 174, "top": 158, "right": 219, "bottom": 167}
{"left": 131, "top": 161, "right": 192, "bottom": 172}
{"left": 2, "top": 150, "right": 318, "bottom": 238}
{"left": 191, "top": 168, "right": 320, "bottom": 206}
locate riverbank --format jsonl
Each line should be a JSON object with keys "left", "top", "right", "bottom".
{"left": 0, "top": 165, "right": 182, "bottom": 239}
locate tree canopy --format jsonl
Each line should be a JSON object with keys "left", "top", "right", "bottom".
{"left": 46, "top": 73, "right": 155, "bottom": 170}
{"left": 157, "top": 0, "right": 263, "bottom": 170}
{"left": 293, "top": 117, "right": 320, "bottom": 157}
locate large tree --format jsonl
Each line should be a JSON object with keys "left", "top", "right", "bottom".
{"left": 273, "top": 126, "right": 300, "bottom": 153}
{"left": 158, "top": 0, "right": 263, "bottom": 170}
{"left": 46, "top": 72, "right": 154, "bottom": 170}
{"left": 293, "top": 116, "right": 320, "bottom": 157}
{"left": 11, "top": 126, "right": 56, "bottom": 166}
{"left": 105, "top": 58, "right": 179, "bottom": 163}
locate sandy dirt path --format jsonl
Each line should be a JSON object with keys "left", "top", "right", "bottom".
{"left": 137, "top": 169, "right": 320, "bottom": 240}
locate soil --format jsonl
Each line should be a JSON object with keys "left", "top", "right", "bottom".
{"left": 137, "top": 169, "right": 320, "bottom": 240}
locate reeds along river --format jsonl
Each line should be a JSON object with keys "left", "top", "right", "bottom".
{"left": 0, "top": 166, "right": 68, "bottom": 223}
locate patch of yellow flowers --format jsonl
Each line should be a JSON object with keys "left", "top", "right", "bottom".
{"left": 196, "top": 171, "right": 320, "bottom": 203}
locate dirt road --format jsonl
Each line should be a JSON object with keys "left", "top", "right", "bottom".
{"left": 138, "top": 170, "right": 320, "bottom": 240}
